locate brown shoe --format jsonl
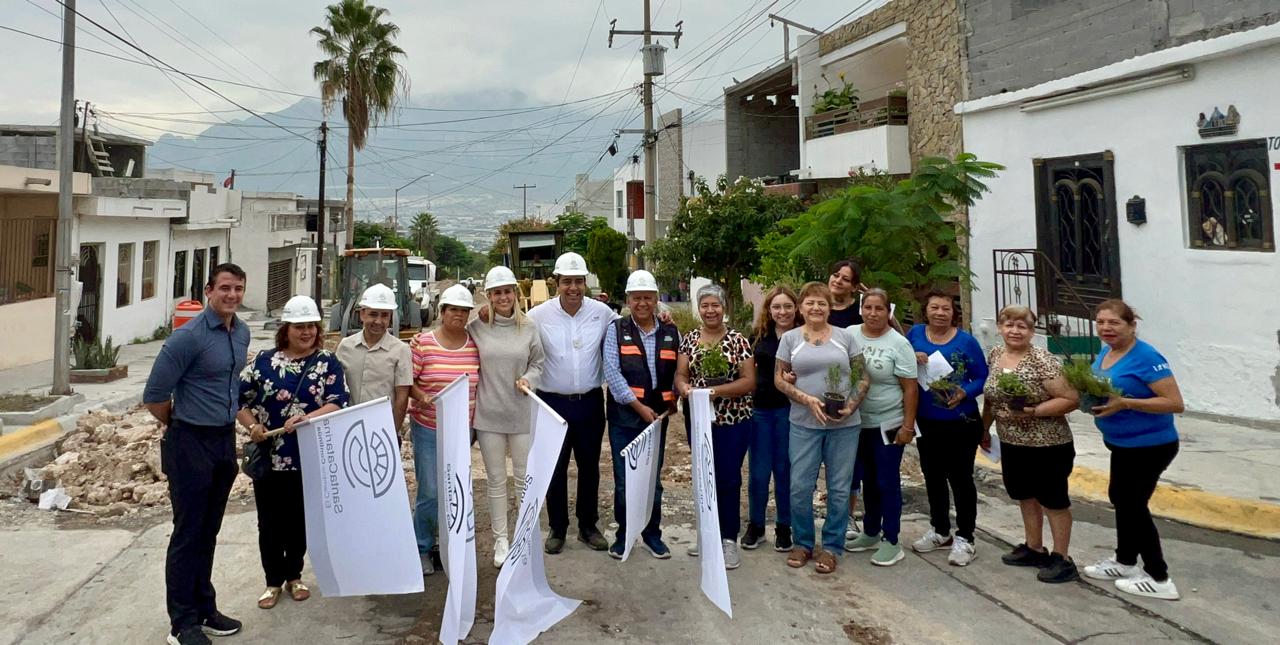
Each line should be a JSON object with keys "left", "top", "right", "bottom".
{"left": 815, "top": 550, "right": 838, "bottom": 574}
{"left": 284, "top": 580, "right": 311, "bottom": 601}
{"left": 257, "top": 587, "right": 282, "bottom": 609}
{"left": 786, "top": 547, "right": 811, "bottom": 568}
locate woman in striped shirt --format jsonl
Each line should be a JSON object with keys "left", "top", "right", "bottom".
{"left": 408, "top": 285, "right": 480, "bottom": 575}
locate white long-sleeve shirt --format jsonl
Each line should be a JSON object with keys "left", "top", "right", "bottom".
{"left": 526, "top": 296, "right": 619, "bottom": 395}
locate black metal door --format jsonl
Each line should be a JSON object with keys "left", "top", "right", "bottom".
{"left": 1033, "top": 153, "right": 1122, "bottom": 317}
{"left": 191, "top": 249, "right": 206, "bottom": 302}
{"left": 76, "top": 244, "right": 101, "bottom": 343}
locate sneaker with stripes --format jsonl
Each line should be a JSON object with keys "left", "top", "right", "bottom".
{"left": 1083, "top": 557, "right": 1140, "bottom": 581}
{"left": 1115, "top": 573, "right": 1180, "bottom": 600}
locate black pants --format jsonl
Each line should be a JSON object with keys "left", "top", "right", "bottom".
{"left": 162, "top": 420, "right": 238, "bottom": 631}
{"left": 1107, "top": 440, "right": 1179, "bottom": 581}
{"left": 252, "top": 469, "right": 307, "bottom": 587}
{"left": 916, "top": 416, "right": 982, "bottom": 542}
{"left": 541, "top": 389, "right": 605, "bottom": 536}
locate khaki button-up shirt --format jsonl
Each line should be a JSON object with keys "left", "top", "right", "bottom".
{"left": 335, "top": 330, "right": 414, "bottom": 405}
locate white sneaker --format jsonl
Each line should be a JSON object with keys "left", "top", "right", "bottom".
{"left": 420, "top": 553, "right": 435, "bottom": 576}
{"left": 845, "top": 514, "right": 861, "bottom": 540}
{"left": 1083, "top": 557, "right": 1140, "bottom": 581}
{"left": 687, "top": 542, "right": 699, "bottom": 557}
{"left": 948, "top": 536, "right": 976, "bottom": 566}
{"left": 722, "top": 539, "right": 741, "bottom": 570}
{"left": 493, "top": 536, "right": 510, "bottom": 568}
{"left": 911, "top": 529, "right": 953, "bottom": 553}
{"left": 1115, "top": 573, "right": 1180, "bottom": 600}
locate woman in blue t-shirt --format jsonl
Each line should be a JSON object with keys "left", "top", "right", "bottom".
{"left": 905, "top": 291, "right": 989, "bottom": 566}
{"left": 1080, "top": 299, "right": 1185, "bottom": 601}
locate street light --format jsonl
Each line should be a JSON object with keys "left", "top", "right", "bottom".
{"left": 393, "top": 172, "right": 433, "bottom": 231}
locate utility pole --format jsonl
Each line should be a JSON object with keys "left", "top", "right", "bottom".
{"left": 514, "top": 183, "right": 536, "bottom": 218}
{"left": 52, "top": 0, "right": 76, "bottom": 396}
{"left": 767, "top": 14, "right": 823, "bottom": 60}
{"left": 609, "top": 1, "right": 682, "bottom": 269}
{"left": 314, "top": 121, "right": 327, "bottom": 303}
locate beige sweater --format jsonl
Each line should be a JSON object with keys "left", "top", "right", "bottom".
{"left": 467, "top": 313, "right": 545, "bottom": 434}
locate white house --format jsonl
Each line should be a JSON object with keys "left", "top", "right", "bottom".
{"left": 234, "top": 191, "right": 315, "bottom": 314}
{"left": 959, "top": 23, "right": 1280, "bottom": 424}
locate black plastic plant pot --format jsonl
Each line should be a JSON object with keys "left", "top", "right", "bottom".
{"left": 1006, "top": 394, "right": 1030, "bottom": 411}
{"left": 703, "top": 376, "right": 729, "bottom": 387}
{"left": 931, "top": 388, "right": 954, "bottom": 406}
{"left": 1079, "top": 393, "right": 1111, "bottom": 415}
{"left": 823, "top": 393, "right": 846, "bottom": 417}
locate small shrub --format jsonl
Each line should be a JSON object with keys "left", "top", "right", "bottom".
{"left": 697, "top": 343, "right": 731, "bottom": 380}
{"left": 825, "top": 363, "right": 844, "bottom": 393}
{"left": 1063, "top": 359, "right": 1124, "bottom": 398}
{"left": 667, "top": 304, "right": 700, "bottom": 334}
{"left": 73, "top": 336, "right": 121, "bottom": 369}
{"left": 996, "top": 371, "right": 1030, "bottom": 397}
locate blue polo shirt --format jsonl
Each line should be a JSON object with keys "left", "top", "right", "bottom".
{"left": 143, "top": 306, "right": 251, "bottom": 427}
{"left": 1091, "top": 340, "right": 1179, "bottom": 448}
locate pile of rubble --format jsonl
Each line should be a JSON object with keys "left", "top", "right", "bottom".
{"left": 38, "top": 407, "right": 254, "bottom": 514}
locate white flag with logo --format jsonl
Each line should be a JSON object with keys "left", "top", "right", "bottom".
{"left": 619, "top": 418, "right": 662, "bottom": 561}
{"left": 490, "top": 392, "right": 582, "bottom": 645}
{"left": 437, "top": 375, "right": 476, "bottom": 644}
{"left": 689, "top": 389, "right": 732, "bottom": 617}
{"left": 297, "top": 397, "right": 423, "bottom": 596}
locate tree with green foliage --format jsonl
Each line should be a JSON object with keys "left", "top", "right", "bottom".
{"left": 754, "top": 154, "right": 1003, "bottom": 316}
{"left": 554, "top": 211, "right": 609, "bottom": 256}
{"left": 409, "top": 212, "right": 438, "bottom": 259}
{"left": 353, "top": 221, "right": 412, "bottom": 249}
{"left": 311, "top": 0, "right": 408, "bottom": 248}
{"left": 586, "top": 227, "right": 628, "bottom": 298}
{"left": 487, "top": 216, "right": 551, "bottom": 265}
{"left": 434, "top": 235, "right": 472, "bottom": 275}
{"left": 643, "top": 175, "right": 805, "bottom": 314}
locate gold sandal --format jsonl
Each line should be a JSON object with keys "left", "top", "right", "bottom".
{"left": 258, "top": 586, "right": 282, "bottom": 609}
{"left": 284, "top": 580, "right": 311, "bottom": 601}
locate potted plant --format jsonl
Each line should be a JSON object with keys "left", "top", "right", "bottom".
{"left": 996, "top": 370, "right": 1031, "bottom": 411}
{"left": 928, "top": 352, "right": 969, "bottom": 406}
{"left": 1063, "top": 359, "right": 1125, "bottom": 415}
{"left": 823, "top": 363, "right": 848, "bottom": 417}
{"left": 698, "top": 342, "right": 732, "bottom": 386}
{"left": 70, "top": 336, "right": 127, "bottom": 383}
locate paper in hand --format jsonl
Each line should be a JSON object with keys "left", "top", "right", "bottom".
{"left": 879, "top": 416, "right": 922, "bottom": 445}
{"left": 917, "top": 351, "right": 954, "bottom": 391}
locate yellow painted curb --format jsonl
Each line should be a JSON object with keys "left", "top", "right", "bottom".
{"left": 975, "top": 456, "right": 1280, "bottom": 540}
{"left": 0, "top": 419, "right": 64, "bottom": 460}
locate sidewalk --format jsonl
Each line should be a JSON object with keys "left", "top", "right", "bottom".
{"left": 978, "top": 410, "right": 1280, "bottom": 539}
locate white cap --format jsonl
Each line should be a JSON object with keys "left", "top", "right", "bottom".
{"left": 625, "top": 269, "right": 659, "bottom": 293}
{"left": 358, "top": 283, "right": 397, "bottom": 310}
{"left": 553, "top": 251, "right": 589, "bottom": 277}
{"left": 281, "top": 295, "right": 322, "bottom": 323}
{"left": 438, "top": 284, "right": 475, "bottom": 309}
{"left": 484, "top": 266, "right": 518, "bottom": 291}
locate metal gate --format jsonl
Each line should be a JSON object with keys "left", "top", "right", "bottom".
{"left": 266, "top": 258, "right": 293, "bottom": 313}
{"left": 76, "top": 244, "right": 101, "bottom": 343}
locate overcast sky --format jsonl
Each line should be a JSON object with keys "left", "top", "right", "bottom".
{"left": 1, "top": 0, "right": 880, "bottom": 209}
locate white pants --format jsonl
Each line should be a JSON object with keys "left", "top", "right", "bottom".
{"left": 476, "top": 430, "right": 532, "bottom": 539}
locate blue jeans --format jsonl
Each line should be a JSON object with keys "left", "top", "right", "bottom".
{"left": 748, "top": 408, "right": 791, "bottom": 528}
{"left": 789, "top": 423, "right": 860, "bottom": 553}
{"left": 410, "top": 420, "right": 438, "bottom": 554}
{"left": 858, "top": 424, "right": 905, "bottom": 544}
{"left": 609, "top": 419, "right": 668, "bottom": 541}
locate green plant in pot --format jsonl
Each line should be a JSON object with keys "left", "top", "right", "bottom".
{"left": 929, "top": 351, "right": 969, "bottom": 407}
{"left": 996, "top": 370, "right": 1032, "bottom": 411}
{"left": 1063, "top": 359, "right": 1124, "bottom": 415}
{"left": 698, "top": 342, "right": 732, "bottom": 387}
{"left": 823, "top": 363, "right": 848, "bottom": 417}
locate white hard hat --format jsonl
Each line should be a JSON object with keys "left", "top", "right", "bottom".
{"left": 625, "top": 269, "right": 659, "bottom": 293}
{"left": 484, "top": 266, "right": 518, "bottom": 291}
{"left": 553, "top": 251, "right": 589, "bottom": 277}
{"left": 439, "top": 284, "right": 475, "bottom": 310}
{"left": 281, "top": 295, "right": 322, "bottom": 323}
{"left": 358, "top": 283, "right": 397, "bottom": 310}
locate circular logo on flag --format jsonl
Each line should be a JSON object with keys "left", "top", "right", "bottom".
{"left": 342, "top": 420, "right": 396, "bottom": 499}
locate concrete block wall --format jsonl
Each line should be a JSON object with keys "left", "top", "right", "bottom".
{"left": 965, "top": 0, "right": 1280, "bottom": 100}
{"left": 0, "top": 136, "right": 56, "bottom": 170}
{"left": 724, "top": 95, "right": 799, "bottom": 183}
{"left": 656, "top": 109, "right": 684, "bottom": 223}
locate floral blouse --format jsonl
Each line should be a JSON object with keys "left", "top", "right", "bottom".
{"left": 983, "top": 345, "right": 1072, "bottom": 447}
{"left": 239, "top": 349, "right": 349, "bottom": 471}
{"left": 680, "top": 328, "right": 754, "bottom": 426}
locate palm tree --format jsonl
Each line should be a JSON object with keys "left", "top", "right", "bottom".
{"left": 410, "top": 211, "right": 439, "bottom": 260}
{"left": 311, "top": 0, "right": 408, "bottom": 248}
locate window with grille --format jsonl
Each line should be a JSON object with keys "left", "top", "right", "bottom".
{"left": 141, "top": 241, "right": 158, "bottom": 300}
{"left": 117, "top": 243, "right": 134, "bottom": 308}
{"left": 173, "top": 250, "right": 187, "bottom": 298}
{"left": 1185, "top": 139, "right": 1274, "bottom": 251}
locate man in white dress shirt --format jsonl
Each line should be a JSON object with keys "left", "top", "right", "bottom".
{"left": 527, "top": 252, "right": 620, "bottom": 554}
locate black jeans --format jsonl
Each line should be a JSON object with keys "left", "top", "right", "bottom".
{"left": 541, "top": 389, "right": 605, "bottom": 536}
{"left": 161, "top": 420, "right": 238, "bottom": 631}
{"left": 916, "top": 416, "right": 982, "bottom": 542}
{"left": 1107, "top": 440, "right": 1179, "bottom": 581}
{"left": 253, "top": 469, "right": 307, "bottom": 587}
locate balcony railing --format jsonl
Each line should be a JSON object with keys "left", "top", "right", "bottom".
{"left": 804, "top": 95, "right": 908, "bottom": 141}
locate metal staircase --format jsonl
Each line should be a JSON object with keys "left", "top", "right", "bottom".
{"left": 991, "top": 248, "right": 1101, "bottom": 362}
